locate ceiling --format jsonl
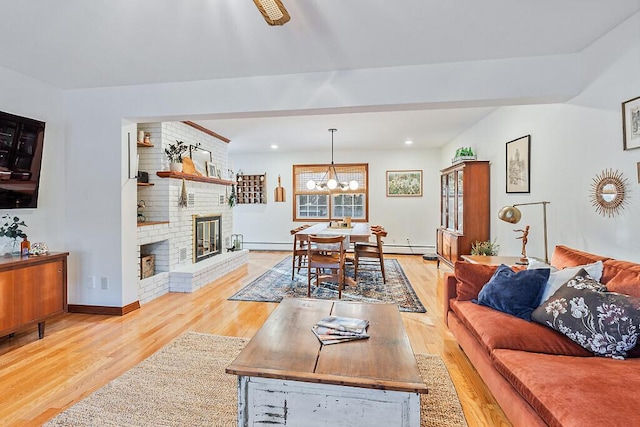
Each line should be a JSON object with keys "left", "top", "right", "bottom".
{"left": 1, "top": 1, "right": 639, "bottom": 152}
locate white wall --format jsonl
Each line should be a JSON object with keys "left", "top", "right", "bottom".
{"left": 53, "top": 11, "right": 640, "bottom": 307}
{"left": 442, "top": 13, "right": 640, "bottom": 262}
{"left": 0, "top": 66, "right": 66, "bottom": 259}
{"left": 230, "top": 147, "right": 441, "bottom": 254}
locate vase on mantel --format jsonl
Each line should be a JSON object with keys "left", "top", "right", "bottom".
{"left": 169, "top": 162, "right": 183, "bottom": 173}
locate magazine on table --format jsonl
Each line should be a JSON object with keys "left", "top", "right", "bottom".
{"left": 312, "top": 316, "right": 370, "bottom": 345}
{"left": 314, "top": 316, "right": 369, "bottom": 334}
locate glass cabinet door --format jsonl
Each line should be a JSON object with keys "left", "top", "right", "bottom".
{"left": 441, "top": 175, "right": 447, "bottom": 227}
{"left": 456, "top": 170, "right": 464, "bottom": 233}
{"left": 447, "top": 173, "right": 455, "bottom": 230}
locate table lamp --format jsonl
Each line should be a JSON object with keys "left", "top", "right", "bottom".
{"left": 498, "top": 201, "right": 550, "bottom": 264}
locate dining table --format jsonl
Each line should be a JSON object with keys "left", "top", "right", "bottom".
{"left": 294, "top": 222, "right": 371, "bottom": 245}
{"left": 294, "top": 222, "right": 371, "bottom": 287}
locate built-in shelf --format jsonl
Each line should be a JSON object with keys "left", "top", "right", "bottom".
{"left": 156, "top": 171, "right": 234, "bottom": 186}
{"left": 237, "top": 173, "right": 267, "bottom": 204}
{"left": 137, "top": 182, "right": 154, "bottom": 187}
{"left": 137, "top": 221, "right": 170, "bottom": 227}
{"left": 137, "top": 141, "right": 154, "bottom": 147}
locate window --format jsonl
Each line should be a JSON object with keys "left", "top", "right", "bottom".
{"left": 293, "top": 164, "right": 368, "bottom": 222}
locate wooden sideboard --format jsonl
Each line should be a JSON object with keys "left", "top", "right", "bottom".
{"left": 0, "top": 252, "right": 68, "bottom": 340}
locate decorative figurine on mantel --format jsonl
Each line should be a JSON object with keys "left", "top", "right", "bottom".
{"left": 514, "top": 225, "right": 530, "bottom": 265}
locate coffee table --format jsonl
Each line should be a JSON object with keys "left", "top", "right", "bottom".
{"left": 226, "top": 298, "right": 428, "bottom": 426}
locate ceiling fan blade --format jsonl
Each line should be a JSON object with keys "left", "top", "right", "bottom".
{"left": 253, "top": 0, "right": 290, "bottom": 26}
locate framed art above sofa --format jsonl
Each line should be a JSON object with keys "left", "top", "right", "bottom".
{"left": 505, "top": 135, "right": 530, "bottom": 193}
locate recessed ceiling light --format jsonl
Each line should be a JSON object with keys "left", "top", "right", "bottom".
{"left": 404, "top": 140, "right": 414, "bottom": 145}
{"left": 270, "top": 144, "right": 278, "bottom": 149}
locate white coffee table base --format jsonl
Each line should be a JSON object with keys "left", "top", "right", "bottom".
{"left": 237, "top": 376, "right": 421, "bottom": 427}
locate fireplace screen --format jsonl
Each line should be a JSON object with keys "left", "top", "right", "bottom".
{"left": 193, "top": 215, "right": 222, "bottom": 263}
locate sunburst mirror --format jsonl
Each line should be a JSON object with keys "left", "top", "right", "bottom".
{"left": 590, "top": 169, "right": 628, "bottom": 217}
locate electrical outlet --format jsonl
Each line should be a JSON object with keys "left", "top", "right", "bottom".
{"left": 101, "top": 277, "right": 109, "bottom": 290}
{"left": 87, "top": 276, "right": 96, "bottom": 289}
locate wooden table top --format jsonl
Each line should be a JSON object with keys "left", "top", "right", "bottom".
{"left": 295, "top": 223, "right": 371, "bottom": 243}
{"left": 226, "top": 298, "right": 428, "bottom": 394}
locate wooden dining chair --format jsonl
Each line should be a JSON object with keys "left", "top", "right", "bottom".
{"left": 291, "top": 233, "right": 310, "bottom": 279}
{"left": 306, "top": 234, "right": 346, "bottom": 299}
{"left": 354, "top": 228, "right": 388, "bottom": 284}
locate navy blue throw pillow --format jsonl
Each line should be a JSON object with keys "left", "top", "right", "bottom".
{"left": 475, "top": 264, "right": 550, "bottom": 321}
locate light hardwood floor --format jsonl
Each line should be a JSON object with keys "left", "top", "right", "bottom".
{"left": 0, "top": 252, "right": 512, "bottom": 426}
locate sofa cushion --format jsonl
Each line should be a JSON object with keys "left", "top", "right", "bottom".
{"left": 492, "top": 349, "right": 640, "bottom": 427}
{"left": 532, "top": 269, "right": 640, "bottom": 359}
{"left": 602, "top": 259, "right": 640, "bottom": 297}
{"left": 528, "top": 258, "right": 604, "bottom": 304}
{"left": 454, "top": 261, "right": 499, "bottom": 301}
{"left": 450, "top": 300, "right": 591, "bottom": 356}
{"left": 476, "top": 264, "right": 549, "bottom": 321}
{"left": 550, "top": 245, "right": 610, "bottom": 269}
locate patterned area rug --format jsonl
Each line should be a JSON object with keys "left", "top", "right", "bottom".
{"left": 45, "top": 332, "right": 467, "bottom": 427}
{"left": 229, "top": 256, "right": 426, "bottom": 313}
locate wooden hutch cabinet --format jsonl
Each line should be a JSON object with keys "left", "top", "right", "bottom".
{"left": 436, "top": 161, "right": 490, "bottom": 268}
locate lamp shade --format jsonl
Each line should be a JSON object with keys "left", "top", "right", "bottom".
{"left": 498, "top": 205, "right": 522, "bottom": 224}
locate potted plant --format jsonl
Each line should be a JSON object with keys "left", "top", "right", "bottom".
{"left": 470, "top": 239, "right": 499, "bottom": 256}
{"left": 0, "top": 215, "right": 27, "bottom": 256}
{"left": 164, "top": 140, "right": 189, "bottom": 172}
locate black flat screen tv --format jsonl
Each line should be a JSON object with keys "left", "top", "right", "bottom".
{"left": 0, "top": 111, "right": 45, "bottom": 208}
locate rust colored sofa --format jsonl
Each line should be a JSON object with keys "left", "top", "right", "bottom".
{"left": 443, "top": 245, "right": 640, "bottom": 427}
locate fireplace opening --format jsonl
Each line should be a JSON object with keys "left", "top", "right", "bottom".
{"left": 193, "top": 214, "right": 222, "bottom": 263}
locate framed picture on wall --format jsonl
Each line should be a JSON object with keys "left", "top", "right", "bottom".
{"left": 386, "top": 170, "right": 423, "bottom": 197}
{"left": 622, "top": 96, "right": 640, "bottom": 151}
{"left": 206, "top": 161, "right": 217, "bottom": 178}
{"left": 506, "top": 135, "right": 531, "bottom": 193}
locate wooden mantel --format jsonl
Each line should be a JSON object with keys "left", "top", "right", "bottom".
{"left": 156, "top": 171, "right": 234, "bottom": 186}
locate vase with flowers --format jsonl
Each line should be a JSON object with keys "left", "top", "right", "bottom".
{"left": 164, "top": 140, "right": 189, "bottom": 172}
{"left": 0, "top": 215, "right": 27, "bottom": 257}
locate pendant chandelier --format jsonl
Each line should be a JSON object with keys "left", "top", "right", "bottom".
{"left": 306, "top": 129, "right": 359, "bottom": 192}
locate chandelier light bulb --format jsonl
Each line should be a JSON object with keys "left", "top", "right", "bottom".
{"left": 349, "top": 180, "right": 359, "bottom": 190}
{"left": 306, "top": 179, "right": 316, "bottom": 190}
{"left": 327, "top": 178, "right": 338, "bottom": 189}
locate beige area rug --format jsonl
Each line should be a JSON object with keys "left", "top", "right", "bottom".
{"left": 45, "top": 332, "right": 467, "bottom": 427}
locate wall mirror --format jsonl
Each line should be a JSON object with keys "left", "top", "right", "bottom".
{"left": 590, "top": 169, "right": 628, "bottom": 217}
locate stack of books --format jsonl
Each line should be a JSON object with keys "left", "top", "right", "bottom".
{"left": 312, "top": 315, "right": 370, "bottom": 345}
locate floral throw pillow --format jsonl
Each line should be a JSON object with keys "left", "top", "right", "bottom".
{"left": 531, "top": 269, "right": 640, "bottom": 359}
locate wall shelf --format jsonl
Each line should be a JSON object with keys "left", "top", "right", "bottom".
{"left": 137, "top": 141, "right": 154, "bottom": 147}
{"left": 137, "top": 182, "right": 154, "bottom": 187}
{"left": 156, "top": 171, "right": 234, "bottom": 186}
{"left": 236, "top": 173, "right": 267, "bottom": 204}
{"left": 137, "top": 221, "right": 169, "bottom": 228}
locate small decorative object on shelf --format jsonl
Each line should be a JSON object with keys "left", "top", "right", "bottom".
{"left": 29, "top": 242, "right": 49, "bottom": 256}
{"left": 137, "top": 200, "right": 146, "bottom": 222}
{"left": 452, "top": 147, "right": 476, "bottom": 164}
{"left": 0, "top": 214, "right": 27, "bottom": 257}
{"left": 164, "top": 140, "right": 189, "bottom": 172}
